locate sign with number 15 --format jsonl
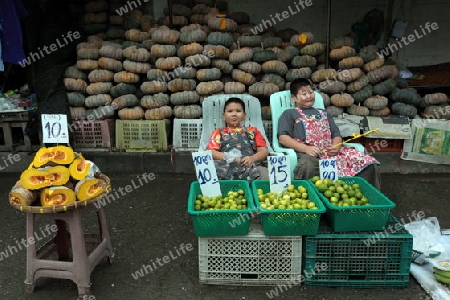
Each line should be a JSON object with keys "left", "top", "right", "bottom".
{"left": 267, "top": 155, "right": 290, "bottom": 193}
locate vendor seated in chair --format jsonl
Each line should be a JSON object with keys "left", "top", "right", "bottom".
{"left": 206, "top": 97, "right": 269, "bottom": 181}
{"left": 277, "top": 78, "right": 381, "bottom": 190}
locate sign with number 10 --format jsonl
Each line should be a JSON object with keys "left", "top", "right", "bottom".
{"left": 319, "top": 157, "right": 338, "bottom": 180}
{"left": 41, "top": 114, "right": 69, "bottom": 144}
{"left": 267, "top": 155, "right": 290, "bottom": 193}
{"left": 192, "top": 150, "right": 221, "bottom": 197}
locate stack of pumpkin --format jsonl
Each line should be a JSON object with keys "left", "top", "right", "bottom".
{"left": 9, "top": 146, "right": 108, "bottom": 208}
{"left": 83, "top": 0, "right": 109, "bottom": 38}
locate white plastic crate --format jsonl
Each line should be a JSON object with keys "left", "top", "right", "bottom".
{"left": 198, "top": 222, "right": 302, "bottom": 286}
{"left": 172, "top": 118, "right": 203, "bottom": 152}
{"left": 262, "top": 120, "right": 273, "bottom": 146}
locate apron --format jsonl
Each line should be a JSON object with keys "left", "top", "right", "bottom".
{"left": 214, "top": 127, "right": 261, "bottom": 180}
{"left": 295, "top": 108, "right": 379, "bottom": 177}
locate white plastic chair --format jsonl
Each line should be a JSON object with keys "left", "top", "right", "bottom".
{"left": 270, "top": 90, "right": 365, "bottom": 177}
{"left": 198, "top": 94, "right": 275, "bottom": 154}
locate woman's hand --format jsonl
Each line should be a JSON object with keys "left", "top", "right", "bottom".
{"left": 239, "top": 156, "right": 255, "bottom": 167}
{"left": 325, "top": 145, "right": 340, "bottom": 156}
{"left": 305, "top": 145, "right": 321, "bottom": 157}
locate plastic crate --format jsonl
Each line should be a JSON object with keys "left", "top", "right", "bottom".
{"left": 262, "top": 120, "right": 273, "bottom": 146}
{"left": 304, "top": 214, "right": 413, "bottom": 288}
{"left": 364, "top": 138, "right": 404, "bottom": 152}
{"left": 251, "top": 180, "right": 326, "bottom": 236}
{"left": 198, "top": 222, "right": 302, "bottom": 286}
{"left": 188, "top": 180, "right": 256, "bottom": 237}
{"left": 115, "top": 120, "right": 168, "bottom": 152}
{"left": 71, "top": 119, "right": 115, "bottom": 149}
{"left": 172, "top": 118, "right": 202, "bottom": 152}
{"left": 312, "top": 177, "right": 396, "bottom": 232}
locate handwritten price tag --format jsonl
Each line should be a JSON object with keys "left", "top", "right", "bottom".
{"left": 268, "top": 155, "right": 290, "bottom": 193}
{"left": 192, "top": 150, "right": 221, "bottom": 197}
{"left": 41, "top": 114, "right": 69, "bottom": 144}
{"left": 319, "top": 157, "right": 338, "bottom": 180}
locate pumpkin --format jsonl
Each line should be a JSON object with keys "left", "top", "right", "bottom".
{"left": 347, "top": 104, "right": 369, "bottom": 116}
{"left": 64, "top": 78, "right": 87, "bottom": 92}
{"left": 86, "top": 82, "right": 113, "bottom": 95}
{"left": 68, "top": 155, "right": 91, "bottom": 181}
{"left": 147, "top": 69, "right": 168, "bottom": 81}
{"left": 190, "top": 14, "right": 207, "bottom": 25}
{"left": 369, "top": 107, "right": 391, "bottom": 117}
{"left": 9, "top": 180, "right": 38, "bottom": 206}
{"left": 291, "top": 55, "right": 316, "bottom": 68}
{"left": 346, "top": 75, "right": 369, "bottom": 93}
{"left": 192, "top": 4, "right": 211, "bottom": 14}
{"left": 261, "top": 61, "right": 288, "bottom": 76}
{"left": 208, "top": 17, "right": 237, "bottom": 32}
{"left": 326, "top": 106, "right": 344, "bottom": 117}
{"left": 33, "top": 146, "right": 75, "bottom": 168}
{"left": 364, "top": 95, "right": 388, "bottom": 110}
{"left": 76, "top": 59, "right": 98, "bottom": 71}
{"left": 151, "top": 29, "right": 180, "bottom": 44}
{"left": 67, "top": 93, "right": 85, "bottom": 107}
{"left": 196, "top": 68, "right": 222, "bottom": 81}
{"left": 351, "top": 85, "right": 373, "bottom": 103}
{"left": 75, "top": 177, "right": 108, "bottom": 201}
{"left": 111, "top": 94, "right": 139, "bottom": 110}
{"left": 337, "top": 68, "right": 363, "bottom": 83}
{"left": 21, "top": 166, "right": 70, "bottom": 190}
{"left": 76, "top": 42, "right": 100, "bottom": 52}
{"left": 261, "top": 73, "right": 286, "bottom": 90}
{"left": 319, "top": 81, "right": 346, "bottom": 94}
{"left": 373, "top": 78, "right": 397, "bottom": 95}
{"left": 141, "top": 39, "right": 155, "bottom": 50}
{"left": 300, "top": 43, "right": 325, "bottom": 56}
{"left": 359, "top": 45, "right": 379, "bottom": 62}
{"left": 64, "top": 66, "right": 87, "bottom": 80}
{"left": 98, "top": 57, "right": 122, "bottom": 72}
{"left": 249, "top": 82, "right": 279, "bottom": 97}
{"left": 40, "top": 187, "right": 76, "bottom": 207}
{"left": 185, "top": 54, "right": 211, "bottom": 67}
{"left": 237, "top": 35, "right": 262, "bottom": 47}
{"left": 85, "top": 94, "right": 112, "bottom": 108}
{"left": 170, "top": 91, "right": 200, "bottom": 105}
{"left": 278, "top": 46, "right": 300, "bottom": 62}
{"left": 196, "top": 80, "right": 224, "bottom": 95}
{"left": 180, "top": 29, "right": 207, "bottom": 43}
{"left": 224, "top": 81, "right": 246, "bottom": 94}
{"left": 150, "top": 44, "right": 177, "bottom": 58}
{"left": 383, "top": 65, "right": 399, "bottom": 79}
{"left": 330, "top": 46, "right": 356, "bottom": 61}
{"left": 338, "top": 56, "right": 364, "bottom": 69}
{"left": 252, "top": 50, "right": 277, "bottom": 62}
{"left": 141, "top": 93, "right": 170, "bottom": 109}
{"left": 123, "top": 60, "right": 151, "bottom": 73}
{"left": 155, "top": 57, "right": 182, "bottom": 70}
{"left": 262, "top": 37, "right": 282, "bottom": 48}
{"left": 70, "top": 107, "right": 86, "bottom": 120}
{"left": 390, "top": 88, "right": 421, "bottom": 105}
{"left": 363, "top": 56, "right": 385, "bottom": 72}
{"left": 207, "top": 32, "right": 234, "bottom": 47}
{"left": 172, "top": 66, "right": 197, "bottom": 79}
{"left": 229, "top": 47, "right": 253, "bottom": 65}
{"left": 330, "top": 36, "right": 354, "bottom": 49}
{"left": 88, "top": 69, "right": 114, "bottom": 83}
{"left": 180, "top": 24, "right": 203, "bottom": 33}
{"left": 162, "top": 16, "right": 189, "bottom": 27}
{"left": 330, "top": 93, "right": 354, "bottom": 107}
{"left": 320, "top": 92, "right": 331, "bottom": 107}
{"left": 178, "top": 43, "right": 204, "bottom": 59}
{"left": 421, "top": 93, "right": 448, "bottom": 106}
{"left": 211, "top": 59, "right": 233, "bottom": 74}
{"left": 286, "top": 68, "right": 312, "bottom": 82}
{"left": 238, "top": 61, "right": 261, "bottom": 74}
{"left": 106, "top": 27, "right": 126, "bottom": 40}
{"left": 118, "top": 106, "right": 145, "bottom": 120}
{"left": 121, "top": 41, "right": 141, "bottom": 49}
{"left": 77, "top": 48, "right": 99, "bottom": 60}
{"left": 391, "top": 102, "right": 417, "bottom": 118}
{"left": 145, "top": 105, "right": 173, "bottom": 120}
{"left": 84, "top": 0, "right": 108, "bottom": 13}
{"left": 173, "top": 105, "right": 202, "bottom": 119}
{"left": 85, "top": 105, "right": 115, "bottom": 120}
{"left": 290, "top": 32, "right": 314, "bottom": 47}
{"left": 111, "top": 83, "right": 136, "bottom": 98}
{"left": 311, "top": 69, "right": 337, "bottom": 83}
{"left": 423, "top": 105, "right": 450, "bottom": 119}
{"left": 367, "top": 65, "right": 395, "bottom": 84}
{"left": 231, "top": 69, "right": 256, "bottom": 86}
{"left": 114, "top": 71, "right": 140, "bottom": 83}
{"left": 141, "top": 81, "right": 168, "bottom": 94}
{"left": 140, "top": 15, "right": 153, "bottom": 32}
{"left": 125, "top": 29, "right": 150, "bottom": 42}
{"left": 123, "top": 46, "right": 150, "bottom": 62}
{"left": 168, "top": 78, "right": 197, "bottom": 92}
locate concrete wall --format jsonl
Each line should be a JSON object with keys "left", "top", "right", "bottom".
{"left": 155, "top": 0, "right": 449, "bottom": 67}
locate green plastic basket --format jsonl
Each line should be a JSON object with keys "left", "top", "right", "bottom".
{"left": 311, "top": 177, "right": 396, "bottom": 232}
{"left": 187, "top": 180, "right": 255, "bottom": 237}
{"left": 251, "top": 180, "right": 326, "bottom": 236}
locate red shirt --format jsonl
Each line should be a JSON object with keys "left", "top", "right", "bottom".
{"left": 206, "top": 126, "right": 267, "bottom": 151}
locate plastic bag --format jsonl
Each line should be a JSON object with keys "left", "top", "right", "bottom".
{"left": 224, "top": 148, "right": 242, "bottom": 164}
{"left": 405, "top": 217, "right": 442, "bottom": 254}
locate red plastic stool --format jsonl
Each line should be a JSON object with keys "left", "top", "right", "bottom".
{"left": 24, "top": 205, "right": 114, "bottom": 297}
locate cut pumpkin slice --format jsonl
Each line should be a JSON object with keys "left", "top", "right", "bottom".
{"left": 40, "top": 187, "right": 76, "bottom": 207}
{"left": 69, "top": 156, "right": 91, "bottom": 180}
{"left": 9, "top": 180, "right": 38, "bottom": 206}
{"left": 75, "top": 177, "right": 107, "bottom": 201}
{"left": 33, "top": 146, "right": 75, "bottom": 167}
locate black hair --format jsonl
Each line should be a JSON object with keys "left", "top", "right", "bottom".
{"left": 290, "top": 78, "right": 313, "bottom": 95}
{"left": 224, "top": 97, "right": 246, "bottom": 113}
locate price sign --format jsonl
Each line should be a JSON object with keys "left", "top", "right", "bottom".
{"left": 268, "top": 155, "right": 290, "bottom": 193}
{"left": 192, "top": 150, "right": 221, "bottom": 197}
{"left": 319, "top": 157, "right": 338, "bottom": 180}
{"left": 41, "top": 114, "right": 69, "bottom": 144}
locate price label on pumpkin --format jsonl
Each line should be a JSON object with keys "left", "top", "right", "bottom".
{"left": 319, "top": 157, "right": 338, "bottom": 180}
{"left": 192, "top": 150, "right": 221, "bottom": 197}
{"left": 41, "top": 114, "right": 69, "bottom": 144}
{"left": 268, "top": 155, "right": 290, "bottom": 193}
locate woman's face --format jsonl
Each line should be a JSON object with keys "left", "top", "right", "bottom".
{"left": 223, "top": 102, "right": 246, "bottom": 128}
{"left": 292, "top": 86, "right": 315, "bottom": 108}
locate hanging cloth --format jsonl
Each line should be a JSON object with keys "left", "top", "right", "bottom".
{"left": 0, "top": 0, "right": 29, "bottom": 66}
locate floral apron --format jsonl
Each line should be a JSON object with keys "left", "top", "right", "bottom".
{"left": 296, "top": 108, "right": 379, "bottom": 177}
{"left": 214, "top": 128, "right": 261, "bottom": 180}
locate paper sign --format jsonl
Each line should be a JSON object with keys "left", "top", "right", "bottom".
{"left": 41, "top": 114, "right": 69, "bottom": 144}
{"left": 268, "top": 155, "right": 291, "bottom": 193}
{"left": 319, "top": 157, "right": 338, "bottom": 180}
{"left": 192, "top": 150, "right": 221, "bottom": 197}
